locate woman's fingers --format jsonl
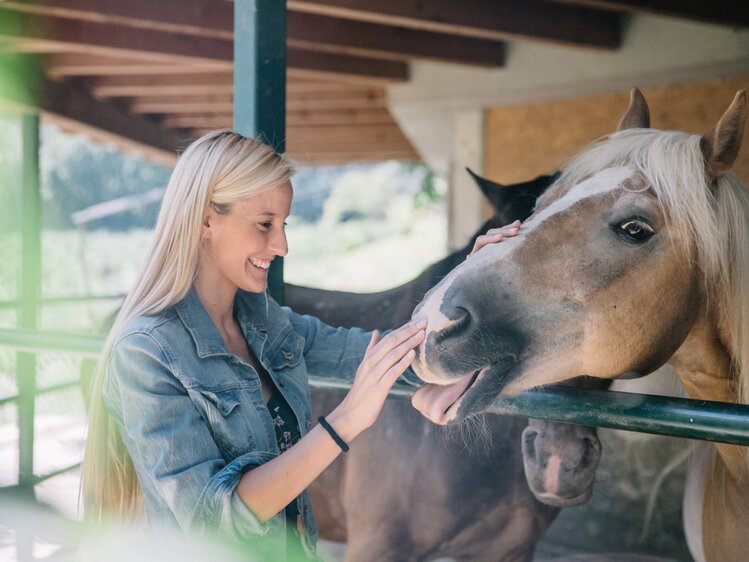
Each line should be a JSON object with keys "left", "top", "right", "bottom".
{"left": 380, "top": 349, "right": 417, "bottom": 387}
{"left": 364, "top": 320, "right": 425, "bottom": 366}
{"left": 366, "top": 330, "right": 380, "bottom": 354}
{"left": 470, "top": 220, "right": 521, "bottom": 256}
{"left": 375, "top": 330, "right": 424, "bottom": 381}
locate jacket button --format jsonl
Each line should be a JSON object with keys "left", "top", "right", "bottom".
{"left": 305, "top": 420, "right": 312, "bottom": 429}
{"left": 282, "top": 351, "right": 294, "bottom": 360}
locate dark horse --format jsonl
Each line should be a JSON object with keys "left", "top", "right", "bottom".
{"left": 288, "top": 172, "right": 604, "bottom": 561}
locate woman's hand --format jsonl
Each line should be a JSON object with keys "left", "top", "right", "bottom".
{"left": 470, "top": 220, "right": 521, "bottom": 256}
{"left": 327, "top": 321, "right": 426, "bottom": 443}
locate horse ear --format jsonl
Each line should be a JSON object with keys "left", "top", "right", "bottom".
{"left": 701, "top": 90, "right": 746, "bottom": 178}
{"left": 466, "top": 167, "right": 507, "bottom": 210}
{"left": 617, "top": 88, "right": 650, "bottom": 131}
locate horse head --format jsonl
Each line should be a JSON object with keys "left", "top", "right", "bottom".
{"left": 411, "top": 88, "right": 747, "bottom": 425}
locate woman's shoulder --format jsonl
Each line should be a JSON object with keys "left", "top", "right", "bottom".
{"left": 112, "top": 308, "right": 179, "bottom": 353}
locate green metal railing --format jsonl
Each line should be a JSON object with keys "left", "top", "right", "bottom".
{"left": 4, "top": 328, "right": 749, "bottom": 447}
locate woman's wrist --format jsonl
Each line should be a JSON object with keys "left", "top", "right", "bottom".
{"left": 324, "top": 407, "right": 362, "bottom": 445}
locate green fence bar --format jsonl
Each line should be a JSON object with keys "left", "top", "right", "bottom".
{"left": 17, "top": 114, "right": 41, "bottom": 492}
{"left": 3, "top": 329, "right": 749, "bottom": 446}
{"left": 234, "top": 0, "right": 287, "bottom": 305}
{"left": 312, "top": 377, "right": 749, "bottom": 446}
{"left": 0, "top": 328, "right": 103, "bottom": 357}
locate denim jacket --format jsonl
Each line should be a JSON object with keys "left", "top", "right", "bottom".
{"left": 103, "top": 287, "right": 376, "bottom": 558}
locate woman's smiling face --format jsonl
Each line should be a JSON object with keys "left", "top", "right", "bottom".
{"left": 201, "top": 181, "right": 293, "bottom": 294}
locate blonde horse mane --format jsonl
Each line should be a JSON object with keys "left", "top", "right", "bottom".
{"left": 557, "top": 128, "right": 749, "bottom": 406}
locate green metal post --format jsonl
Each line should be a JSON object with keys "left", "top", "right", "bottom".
{"left": 17, "top": 114, "right": 40, "bottom": 493}
{"left": 234, "top": 0, "right": 287, "bottom": 304}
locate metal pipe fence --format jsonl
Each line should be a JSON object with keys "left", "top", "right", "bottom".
{"left": 3, "top": 328, "right": 749, "bottom": 447}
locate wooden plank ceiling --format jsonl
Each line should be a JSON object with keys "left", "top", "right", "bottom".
{"left": 0, "top": 1, "right": 744, "bottom": 165}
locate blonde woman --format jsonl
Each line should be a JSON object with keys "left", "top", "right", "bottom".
{"left": 82, "top": 130, "right": 517, "bottom": 559}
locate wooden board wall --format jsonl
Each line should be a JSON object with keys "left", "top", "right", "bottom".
{"left": 485, "top": 76, "right": 749, "bottom": 186}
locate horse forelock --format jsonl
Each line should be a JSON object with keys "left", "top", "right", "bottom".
{"left": 561, "top": 129, "right": 749, "bottom": 407}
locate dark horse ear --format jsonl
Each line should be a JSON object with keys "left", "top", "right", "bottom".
{"left": 465, "top": 168, "right": 558, "bottom": 221}
{"left": 466, "top": 167, "right": 508, "bottom": 210}
{"left": 617, "top": 88, "right": 650, "bottom": 131}
{"left": 701, "top": 90, "right": 746, "bottom": 178}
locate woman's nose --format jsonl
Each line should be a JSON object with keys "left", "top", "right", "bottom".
{"left": 269, "top": 229, "right": 288, "bottom": 257}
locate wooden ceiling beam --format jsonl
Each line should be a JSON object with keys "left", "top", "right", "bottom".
{"left": 286, "top": 12, "right": 505, "bottom": 67}
{"left": 287, "top": 151, "right": 420, "bottom": 165}
{"left": 162, "top": 108, "right": 397, "bottom": 128}
{"left": 20, "top": 0, "right": 613, "bottom": 52}
{"left": 550, "top": 1, "right": 749, "bottom": 28}
{"left": 129, "top": 89, "right": 387, "bottom": 114}
{"left": 286, "top": 49, "right": 408, "bottom": 83}
{"left": 0, "top": 0, "right": 232, "bottom": 39}
{"left": 88, "top": 74, "right": 387, "bottom": 98}
{"left": 3, "top": 2, "right": 503, "bottom": 67}
{"left": 0, "top": 55, "right": 183, "bottom": 165}
{"left": 287, "top": 0, "right": 621, "bottom": 50}
{"left": 45, "top": 54, "right": 230, "bottom": 77}
{"left": 0, "top": 8, "right": 232, "bottom": 63}
{"left": 87, "top": 73, "right": 235, "bottom": 97}
{"left": 131, "top": 99, "right": 235, "bottom": 115}
{"left": 1, "top": 10, "right": 406, "bottom": 82}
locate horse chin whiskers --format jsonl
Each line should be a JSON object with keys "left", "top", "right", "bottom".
{"left": 441, "top": 414, "right": 495, "bottom": 457}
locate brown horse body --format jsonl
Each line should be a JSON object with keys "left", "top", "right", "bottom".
{"left": 412, "top": 89, "right": 749, "bottom": 562}
{"left": 288, "top": 174, "right": 603, "bottom": 560}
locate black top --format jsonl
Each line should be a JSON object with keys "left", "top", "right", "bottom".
{"left": 267, "top": 389, "right": 306, "bottom": 557}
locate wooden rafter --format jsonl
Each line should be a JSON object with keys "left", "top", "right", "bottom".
{"left": 0, "top": 8, "right": 232, "bottom": 63}
{"left": 286, "top": 12, "right": 505, "bottom": 67}
{"left": 162, "top": 108, "right": 397, "bottom": 128}
{"left": 0, "top": 56, "right": 183, "bottom": 165}
{"left": 0, "top": 9, "right": 408, "bottom": 83}
{"left": 550, "top": 1, "right": 749, "bottom": 28}
{"left": 287, "top": 0, "right": 622, "bottom": 49}
{"left": 1, "top": 1, "right": 505, "bottom": 67}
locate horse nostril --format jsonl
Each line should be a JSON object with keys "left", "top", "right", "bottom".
{"left": 579, "top": 436, "right": 600, "bottom": 469}
{"left": 522, "top": 429, "right": 538, "bottom": 461}
{"left": 434, "top": 306, "right": 472, "bottom": 344}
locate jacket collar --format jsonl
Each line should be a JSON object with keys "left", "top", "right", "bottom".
{"left": 175, "top": 286, "right": 270, "bottom": 359}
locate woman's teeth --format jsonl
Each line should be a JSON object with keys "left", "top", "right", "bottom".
{"left": 249, "top": 258, "right": 271, "bottom": 270}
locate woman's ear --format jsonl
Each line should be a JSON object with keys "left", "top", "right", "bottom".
{"left": 201, "top": 208, "right": 215, "bottom": 240}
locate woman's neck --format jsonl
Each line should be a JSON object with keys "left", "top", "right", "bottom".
{"left": 193, "top": 271, "right": 238, "bottom": 336}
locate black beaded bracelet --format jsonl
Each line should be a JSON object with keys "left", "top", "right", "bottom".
{"left": 318, "top": 416, "right": 349, "bottom": 453}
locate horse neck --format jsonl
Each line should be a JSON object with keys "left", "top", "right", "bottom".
{"left": 669, "top": 299, "right": 746, "bottom": 482}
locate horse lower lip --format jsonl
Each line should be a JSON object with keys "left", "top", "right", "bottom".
{"left": 443, "top": 368, "right": 483, "bottom": 415}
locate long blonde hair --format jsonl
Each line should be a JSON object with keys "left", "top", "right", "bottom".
{"left": 81, "top": 130, "right": 294, "bottom": 520}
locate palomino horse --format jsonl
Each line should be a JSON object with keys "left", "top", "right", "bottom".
{"left": 288, "top": 173, "right": 604, "bottom": 561}
{"left": 411, "top": 88, "right": 748, "bottom": 562}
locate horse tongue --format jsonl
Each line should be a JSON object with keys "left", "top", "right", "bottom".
{"left": 412, "top": 372, "right": 474, "bottom": 425}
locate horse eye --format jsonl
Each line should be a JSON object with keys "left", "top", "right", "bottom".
{"left": 619, "top": 220, "right": 654, "bottom": 242}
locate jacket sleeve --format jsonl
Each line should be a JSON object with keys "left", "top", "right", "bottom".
{"left": 283, "top": 307, "right": 423, "bottom": 387}
{"left": 103, "top": 331, "right": 283, "bottom": 540}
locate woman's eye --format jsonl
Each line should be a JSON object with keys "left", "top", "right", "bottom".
{"left": 618, "top": 220, "right": 654, "bottom": 242}
{"left": 258, "top": 222, "right": 272, "bottom": 231}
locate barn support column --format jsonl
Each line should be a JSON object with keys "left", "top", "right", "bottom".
{"left": 447, "top": 109, "right": 487, "bottom": 251}
{"left": 234, "top": 0, "right": 287, "bottom": 304}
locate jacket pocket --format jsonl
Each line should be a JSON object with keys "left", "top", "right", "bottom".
{"left": 192, "top": 386, "right": 256, "bottom": 460}
{"left": 270, "top": 330, "right": 304, "bottom": 370}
